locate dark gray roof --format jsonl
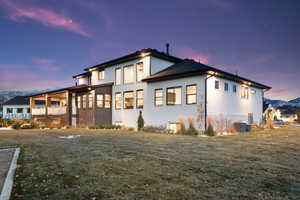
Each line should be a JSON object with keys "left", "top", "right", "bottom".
{"left": 143, "top": 59, "right": 271, "bottom": 90}
{"left": 3, "top": 96, "right": 29, "bottom": 106}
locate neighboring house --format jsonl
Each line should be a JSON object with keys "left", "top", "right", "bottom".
{"left": 28, "top": 48, "right": 271, "bottom": 130}
{"left": 280, "top": 112, "right": 298, "bottom": 123}
{"left": 2, "top": 96, "right": 30, "bottom": 119}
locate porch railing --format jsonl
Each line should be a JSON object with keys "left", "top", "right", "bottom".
{"left": 48, "top": 106, "right": 67, "bottom": 115}
{"left": 31, "top": 108, "right": 46, "bottom": 115}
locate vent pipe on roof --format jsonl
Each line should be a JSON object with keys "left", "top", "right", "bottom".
{"left": 166, "top": 43, "right": 170, "bottom": 55}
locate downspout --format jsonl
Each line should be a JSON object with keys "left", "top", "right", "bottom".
{"left": 204, "top": 74, "right": 214, "bottom": 130}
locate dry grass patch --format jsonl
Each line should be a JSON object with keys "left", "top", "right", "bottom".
{"left": 0, "top": 127, "right": 299, "bottom": 199}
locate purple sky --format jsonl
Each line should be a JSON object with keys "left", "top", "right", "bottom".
{"left": 0, "top": 0, "right": 299, "bottom": 100}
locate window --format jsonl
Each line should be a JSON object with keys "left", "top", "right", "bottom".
{"left": 124, "top": 65, "right": 134, "bottom": 84}
{"left": 115, "top": 68, "right": 122, "bottom": 85}
{"left": 124, "top": 91, "right": 134, "bottom": 109}
{"left": 88, "top": 93, "right": 93, "bottom": 108}
{"left": 98, "top": 70, "right": 105, "bottom": 80}
{"left": 115, "top": 93, "right": 122, "bottom": 110}
{"left": 104, "top": 94, "right": 111, "bottom": 108}
{"left": 97, "top": 94, "right": 104, "bottom": 108}
{"left": 7, "top": 108, "right": 13, "bottom": 114}
{"left": 186, "top": 85, "right": 197, "bottom": 104}
{"left": 136, "top": 90, "right": 144, "bottom": 108}
{"left": 167, "top": 87, "right": 182, "bottom": 105}
{"left": 27, "top": 108, "right": 30, "bottom": 113}
{"left": 82, "top": 95, "right": 87, "bottom": 108}
{"left": 77, "top": 96, "right": 81, "bottom": 108}
{"left": 136, "top": 62, "right": 144, "bottom": 82}
{"left": 17, "top": 108, "right": 23, "bottom": 113}
{"left": 241, "top": 86, "right": 249, "bottom": 99}
{"left": 215, "top": 80, "right": 219, "bottom": 89}
{"left": 224, "top": 82, "right": 229, "bottom": 91}
{"left": 154, "top": 89, "right": 163, "bottom": 107}
{"left": 251, "top": 89, "right": 256, "bottom": 94}
{"left": 233, "top": 85, "right": 237, "bottom": 93}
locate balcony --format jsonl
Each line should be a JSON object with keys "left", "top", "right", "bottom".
{"left": 48, "top": 106, "right": 67, "bottom": 115}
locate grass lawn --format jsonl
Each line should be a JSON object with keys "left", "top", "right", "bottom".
{"left": 0, "top": 127, "right": 300, "bottom": 200}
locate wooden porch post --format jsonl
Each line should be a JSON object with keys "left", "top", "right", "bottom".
{"left": 45, "top": 94, "right": 51, "bottom": 116}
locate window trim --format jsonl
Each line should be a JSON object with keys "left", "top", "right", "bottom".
{"left": 136, "top": 89, "right": 144, "bottom": 109}
{"left": 224, "top": 82, "right": 229, "bottom": 92}
{"left": 166, "top": 86, "right": 182, "bottom": 106}
{"left": 123, "top": 90, "right": 134, "bottom": 109}
{"left": 104, "top": 94, "right": 111, "bottom": 108}
{"left": 115, "top": 68, "right": 122, "bottom": 85}
{"left": 96, "top": 94, "right": 104, "bottom": 108}
{"left": 186, "top": 84, "right": 197, "bottom": 105}
{"left": 241, "top": 85, "right": 249, "bottom": 99}
{"left": 82, "top": 94, "right": 87, "bottom": 109}
{"left": 77, "top": 95, "right": 81, "bottom": 109}
{"left": 215, "top": 80, "right": 220, "bottom": 90}
{"left": 154, "top": 88, "right": 163, "bottom": 107}
{"left": 115, "top": 92, "right": 122, "bottom": 110}
{"left": 98, "top": 70, "right": 105, "bottom": 80}
{"left": 123, "top": 64, "right": 135, "bottom": 84}
{"left": 136, "top": 62, "right": 144, "bottom": 82}
{"left": 88, "top": 93, "right": 93, "bottom": 109}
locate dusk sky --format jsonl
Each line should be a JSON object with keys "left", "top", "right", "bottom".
{"left": 0, "top": 0, "right": 299, "bottom": 100}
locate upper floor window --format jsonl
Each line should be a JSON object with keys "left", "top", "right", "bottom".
{"left": 115, "top": 68, "right": 122, "bottom": 85}
{"left": 17, "top": 108, "right": 23, "bottom": 113}
{"left": 97, "top": 94, "right": 104, "bottom": 108}
{"left": 136, "top": 90, "right": 144, "bottom": 108}
{"left": 124, "top": 91, "right": 134, "bottom": 109}
{"left": 7, "top": 108, "right": 13, "bottom": 113}
{"left": 115, "top": 93, "right": 122, "bottom": 110}
{"left": 98, "top": 70, "right": 105, "bottom": 80}
{"left": 77, "top": 96, "right": 81, "bottom": 108}
{"left": 136, "top": 62, "right": 144, "bottom": 82}
{"left": 241, "top": 86, "right": 249, "bottom": 99}
{"left": 215, "top": 80, "right": 219, "bottom": 89}
{"left": 186, "top": 85, "right": 197, "bottom": 104}
{"left": 154, "top": 89, "right": 163, "bottom": 107}
{"left": 88, "top": 93, "right": 93, "bottom": 108}
{"left": 167, "top": 87, "right": 182, "bottom": 105}
{"left": 104, "top": 94, "right": 111, "bottom": 108}
{"left": 251, "top": 89, "right": 256, "bottom": 94}
{"left": 233, "top": 85, "right": 237, "bottom": 93}
{"left": 224, "top": 82, "right": 229, "bottom": 91}
{"left": 82, "top": 95, "right": 87, "bottom": 108}
{"left": 124, "top": 65, "right": 134, "bottom": 84}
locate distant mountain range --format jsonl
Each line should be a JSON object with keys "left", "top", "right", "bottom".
{"left": 264, "top": 97, "right": 300, "bottom": 107}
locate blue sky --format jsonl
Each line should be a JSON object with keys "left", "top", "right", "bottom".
{"left": 0, "top": 0, "right": 299, "bottom": 100}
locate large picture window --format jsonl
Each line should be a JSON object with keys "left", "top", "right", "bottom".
{"left": 136, "top": 90, "right": 144, "bottom": 108}
{"left": 136, "top": 62, "right": 144, "bottom": 82}
{"left": 115, "top": 68, "right": 122, "bottom": 85}
{"left": 7, "top": 108, "right": 13, "bottom": 114}
{"left": 124, "top": 65, "right": 134, "bottom": 84}
{"left": 154, "top": 89, "right": 163, "bottom": 107}
{"left": 104, "top": 94, "right": 111, "bottom": 108}
{"left": 98, "top": 70, "right": 105, "bottom": 80}
{"left": 115, "top": 93, "right": 122, "bottom": 110}
{"left": 186, "top": 85, "right": 197, "bottom": 104}
{"left": 124, "top": 91, "right": 134, "bottom": 109}
{"left": 167, "top": 87, "right": 182, "bottom": 105}
{"left": 241, "top": 86, "right": 249, "bottom": 99}
{"left": 17, "top": 108, "right": 23, "bottom": 113}
{"left": 97, "top": 94, "right": 104, "bottom": 108}
{"left": 82, "top": 95, "right": 87, "bottom": 108}
{"left": 88, "top": 93, "right": 93, "bottom": 108}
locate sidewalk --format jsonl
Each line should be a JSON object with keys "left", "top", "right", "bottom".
{"left": 0, "top": 151, "right": 13, "bottom": 196}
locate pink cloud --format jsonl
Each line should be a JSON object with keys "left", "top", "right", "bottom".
{"left": 176, "top": 46, "right": 210, "bottom": 64}
{"left": 0, "top": 0, "right": 90, "bottom": 37}
{"left": 32, "top": 58, "right": 60, "bottom": 71}
{"left": 0, "top": 72, "right": 38, "bottom": 79}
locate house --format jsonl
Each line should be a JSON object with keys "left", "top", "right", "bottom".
{"left": 2, "top": 96, "right": 30, "bottom": 119}
{"left": 28, "top": 48, "right": 271, "bottom": 130}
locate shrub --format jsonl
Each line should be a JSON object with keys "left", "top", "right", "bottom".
{"left": 142, "top": 125, "right": 167, "bottom": 133}
{"left": 204, "top": 123, "right": 215, "bottom": 136}
{"left": 178, "top": 116, "right": 186, "bottom": 134}
{"left": 88, "top": 125, "right": 122, "bottom": 130}
{"left": 137, "top": 111, "right": 145, "bottom": 131}
{"left": 0, "top": 119, "right": 14, "bottom": 127}
{"left": 185, "top": 116, "right": 198, "bottom": 135}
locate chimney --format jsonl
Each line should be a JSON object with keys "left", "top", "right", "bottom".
{"left": 166, "top": 43, "right": 170, "bottom": 55}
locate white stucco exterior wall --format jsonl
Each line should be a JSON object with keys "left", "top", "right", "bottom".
{"left": 150, "top": 57, "right": 175, "bottom": 75}
{"left": 2, "top": 105, "right": 30, "bottom": 119}
{"left": 207, "top": 76, "right": 263, "bottom": 124}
